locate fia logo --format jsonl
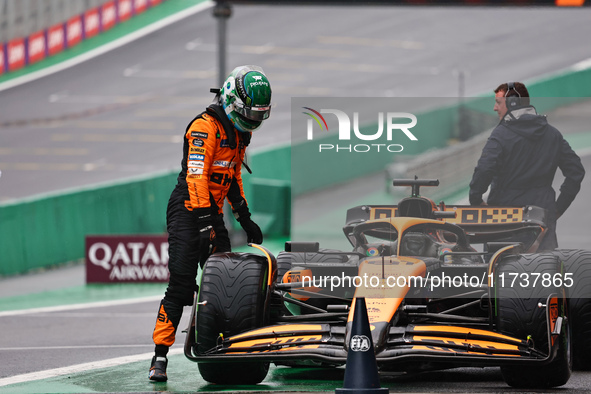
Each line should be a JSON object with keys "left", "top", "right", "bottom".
{"left": 350, "top": 335, "right": 371, "bottom": 352}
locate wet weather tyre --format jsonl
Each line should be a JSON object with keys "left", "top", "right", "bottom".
{"left": 495, "top": 253, "right": 571, "bottom": 388}
{"left": 275, "top": 251, "right": 294, "bottom": 284}
{"left": 553, "top": 249, "right": 591, "bottom": 370}
{"left": 196, "top": 252, "right": 270, "bottom": 384}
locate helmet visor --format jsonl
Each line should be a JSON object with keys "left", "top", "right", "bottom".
{"left": 234, "top": 102, "right": 271, "bottom": 122}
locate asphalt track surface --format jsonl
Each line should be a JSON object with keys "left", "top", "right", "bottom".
{"left": 1, "top": 2, "right": 591, "bottom": 393}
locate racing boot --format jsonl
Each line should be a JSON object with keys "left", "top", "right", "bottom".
{"left": 150, "top": 299, "right": 182, "bottom": 382}
{"left": 152, "top": 299, "right": 182, "bottom": 349}
{"left": 149, "top": 355, "right": 168, "bottom": 382}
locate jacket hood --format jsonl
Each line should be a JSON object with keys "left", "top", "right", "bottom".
{"left": 501, "top": 106, "right": 548, "bottom": 140}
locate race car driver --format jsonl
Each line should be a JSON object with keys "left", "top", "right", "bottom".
{"left": 149, "top": 65, "right": 272, "bottom": 382}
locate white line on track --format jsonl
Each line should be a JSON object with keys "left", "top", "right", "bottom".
{"left": 0, "top": 295, "right": 163, "bottom": 317}
{"left": 0, "top": 1, "right": 214, "bottom": 93}
{"left": 16, "top": 312, "right": 156, "bottom": 317}
{"left": 0, "top": 344, "right": 154, "bottom": 351}
{"left": 15, "top": 312, "right": 154, "bottom": 319}
{"left": 0, "top": 348, "right": 183, "bottom": 387}
{"left": 571, "top": 56, "right": 591, "bottom": 72}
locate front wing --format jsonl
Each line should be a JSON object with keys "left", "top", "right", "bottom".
{"left": 185, "top": 319, "right": 563, "bottom": 369}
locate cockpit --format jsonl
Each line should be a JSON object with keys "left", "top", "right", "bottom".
{"left": 346, "top": 218, "right": 482, "bottom": 264}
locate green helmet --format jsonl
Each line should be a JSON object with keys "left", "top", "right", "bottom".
{"left": 220, "top": 65, "right": 272, "bottom": 133}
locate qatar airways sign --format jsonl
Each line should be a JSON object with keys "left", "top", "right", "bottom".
{"left": 85, "top": 235, "right": 169, "bottom": 283}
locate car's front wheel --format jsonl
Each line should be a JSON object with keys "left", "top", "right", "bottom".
{"left": 196, "top": 252, "right": 270, "bottom": 384}
{"left": 553, "top": 249, "right": 591, "bottom": 370}
{"left": 495, "top": 253, "right": 571, "bottom": 388}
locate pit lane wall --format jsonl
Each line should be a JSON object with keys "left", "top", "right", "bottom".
{"left": 1, "top": 65, "right": 590, "bottom": 276}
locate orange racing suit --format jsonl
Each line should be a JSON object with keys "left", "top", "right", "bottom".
{"left": 181, "top": 111, "right": 249, "bottom": 215}
{"left": 152, "top": 106, "right": 252, "bottom": 352}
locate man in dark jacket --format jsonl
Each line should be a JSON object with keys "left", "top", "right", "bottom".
{"left": 469, "top": 82, "right": 585, "bottom": 251}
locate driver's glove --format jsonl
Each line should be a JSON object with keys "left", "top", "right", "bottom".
{"left": 233, "top": 202, "right": 263, "bottom": 244}
{"left": 196, "top": 209, "right": 216, "bottom": 265}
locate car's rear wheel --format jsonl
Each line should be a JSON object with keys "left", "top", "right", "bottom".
{"left": 495, "top": 253, "right": 571, "bottom": 388}
{"left": 553, "top": 249, "right": 591, "bottom": 370}
{"left": 196, "top": 252, "right": 270, "bottom": 384}
{"left": 276, "top": 249, "right": 351, "bottom": 280}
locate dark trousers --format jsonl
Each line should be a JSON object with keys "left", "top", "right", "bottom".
{"left": 152, "top": 200, "right": 230, "bottom": 350}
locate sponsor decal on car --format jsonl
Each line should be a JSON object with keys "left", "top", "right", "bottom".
{"left": 189, "top": 154, "right": 205, "bottom": 161}
{"left": 190, "top": 147, "right": 206, "bottom": 154}
{"left": 368, "top": 207, "right": 523, "bottom": 224}
{"left": 191, "top": 132, "right": 208, "bottom": 139}
{"left": 366, "top": 247, "right": 379, "bottom": 257}
{"left": 227, "top": 335, "right": 322, "bottom": 350}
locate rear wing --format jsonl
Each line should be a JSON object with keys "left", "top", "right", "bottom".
{"left": 347, "top": 204, "right": 545, "bottom": 227}
{"left": 345, "top": 205, "right": 548, "bottom": 252}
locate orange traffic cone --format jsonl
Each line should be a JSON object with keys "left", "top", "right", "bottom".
{"left": 336, "top": 297, "right": 389, "bottom": 394}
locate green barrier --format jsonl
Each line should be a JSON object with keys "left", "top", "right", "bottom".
{"left": 460, "top": 66, "right": 591, "bottom": 126}
{"left": 248, "top": 143, "right": 291, "bottom": 181}
{"left": 249, "top": 178, "right": 291, "bottom": 237}
{"left": 0, "top": 172, "right": 177, "bottom": 276}
{"left": 241, "top": 144, "right": 291, "bottom": 237}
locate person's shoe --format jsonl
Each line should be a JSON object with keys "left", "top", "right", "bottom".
{"left": 149, "top": 356, "right": 168, "bottom": 382}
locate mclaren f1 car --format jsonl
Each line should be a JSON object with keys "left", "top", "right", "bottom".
{"left": 184, "top": 178, "right": 591, "bottom": 388}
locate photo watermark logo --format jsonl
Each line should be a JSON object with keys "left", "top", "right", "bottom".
{"left": 302, "top": 106, "right": 418, "bottom": 153}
